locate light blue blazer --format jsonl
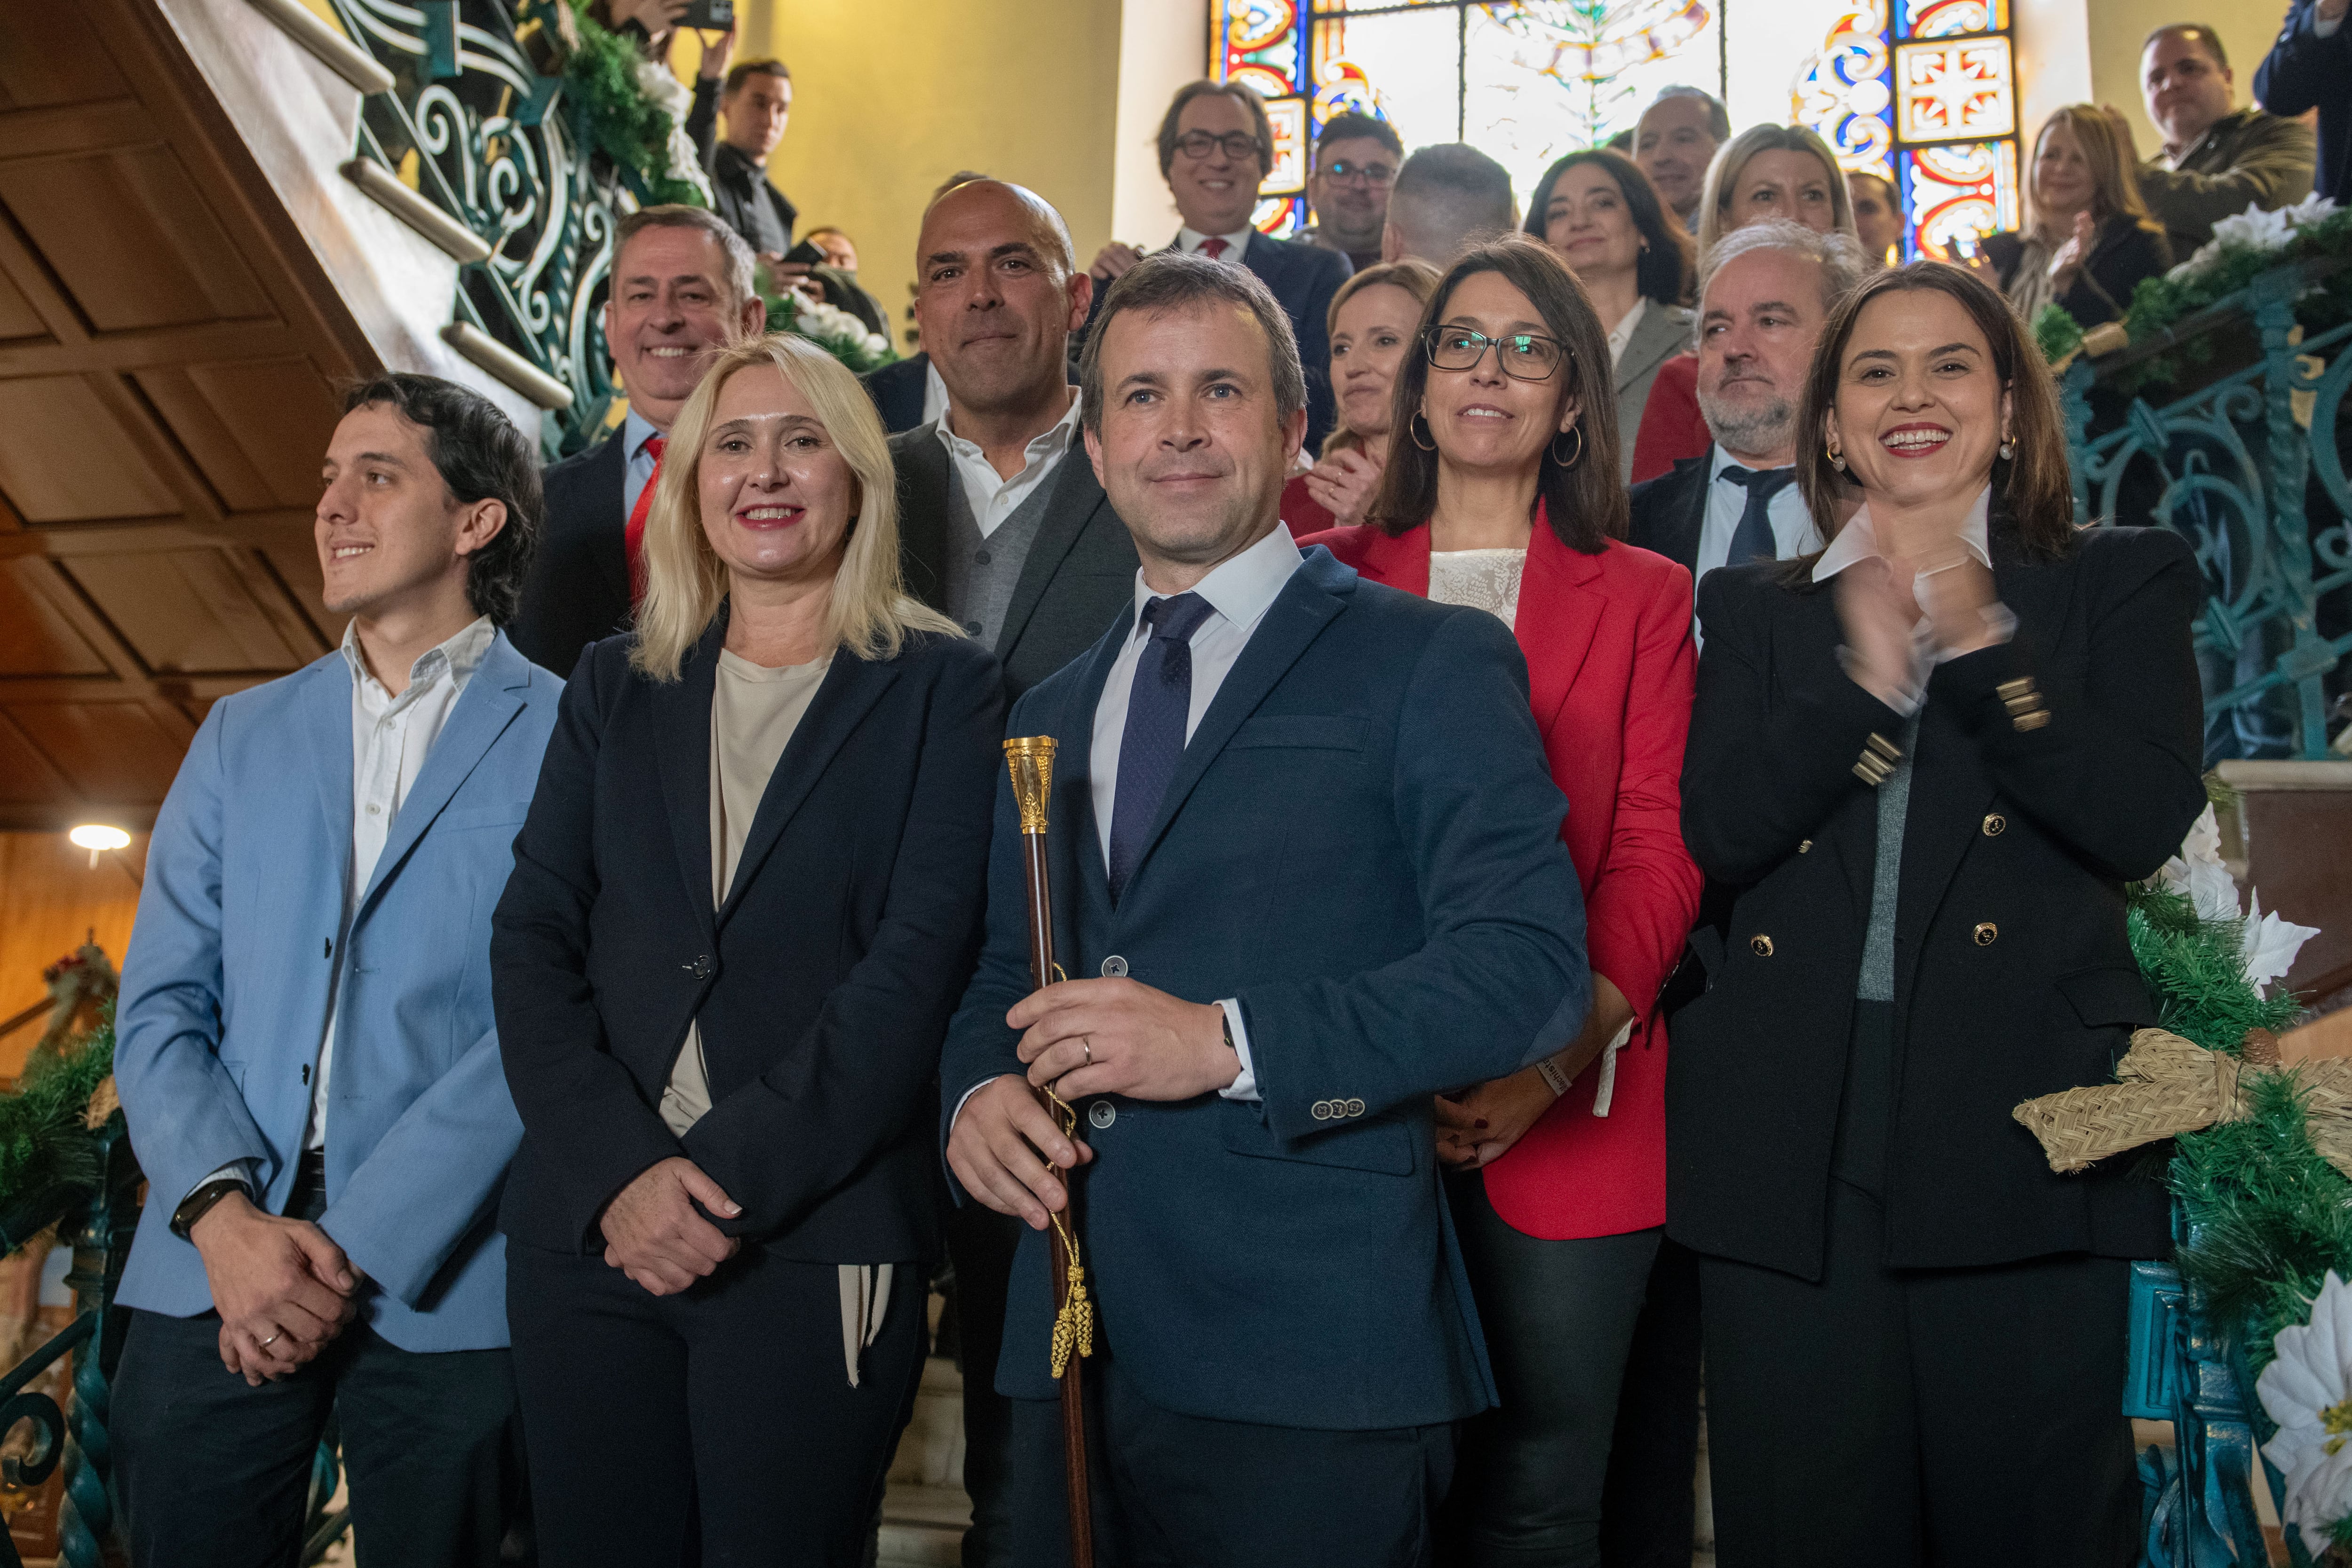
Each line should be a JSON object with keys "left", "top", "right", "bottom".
{"left": 115, "top": 631, "right": 561, "bottom": 1352}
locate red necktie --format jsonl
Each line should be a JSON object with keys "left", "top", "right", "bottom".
{"left": 1199, "top": 237, "right": 1229, "bottom": 260}
{"left": 625, "top": 435, "right": 664, "bottom": 605}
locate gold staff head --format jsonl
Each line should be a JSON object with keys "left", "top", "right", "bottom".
{"left": 1004, "top": 736, "right": 1057, "bottom": 836}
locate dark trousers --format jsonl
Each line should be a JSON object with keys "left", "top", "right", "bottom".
{"left": 944, "top": 1201, "right": 1019, "bottom": 1567}
{"left": 115, "top": 1309, "right": 520, "bottom": 1568}
{"left": 1006, "top": 1346, "right": 1454, "bottom": 1568}
{"left": 1440, "top": 1175, "right": 1661, "bottom": 1568}
{"left": 506, "top": 1241, "right": 926, "bottom": 1568}
{"left": 1595, "top": 1238, "right": 1702, "bottom": 1568}
{"left": 1698, "top": 1177, "right": 2139, "bottom": 1568}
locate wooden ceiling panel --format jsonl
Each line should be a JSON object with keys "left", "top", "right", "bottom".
{"left": 257, "top": 539, "right": 345, "bottom": 651}
{"left": 0, "top": 8, "right": 132, "bottom": 114}
{"left": 136, "top": 356, "right": 341, "bottom": 512}
{"left": 63, "top": 548, "right": 307, "bottom": 676}
{"left": 0, "top": 713, "right": 71, "bottom": 808}
{"left": 0, "top": 374, "right": 177, "bottom": 522}
{"left": 0, "top": 561, "right": 106, "bottom": 678}
{"left": 0, "top": 270, "right": 44, "bottom": 344}
{"left": 5, "top": 701, "right": 183, "bottom": 805}
{"left": 0, "top": 145, "right": 273, "bottom": 333}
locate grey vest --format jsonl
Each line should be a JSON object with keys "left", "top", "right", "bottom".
{"left": 939, "top": 457, "right": 1062, "bottom": 650}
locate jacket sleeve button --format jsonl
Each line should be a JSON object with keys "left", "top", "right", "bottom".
{"left": 1750, "top": 934, "right": 1774, "bottom": 958}
{"left": 1973, "top": 922, "right": 1998, "bottom": 946}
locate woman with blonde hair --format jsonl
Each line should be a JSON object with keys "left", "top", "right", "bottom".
{"left": 1281, "top": 258, "right": 1443, "bottom": 534}
{"left": 1978, "top": 105, "right": 2172, "bottom": 327}
{"left": 493, "top": 333, "right": 1005, "bottom": 1565}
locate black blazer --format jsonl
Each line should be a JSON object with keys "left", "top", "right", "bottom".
{"left": 890, "top": 422, "right": 1139, "bottom": 699}
{"left": 1078, "top": 231, "right": 1352, "bottom": 451}
{"left": 1668, "top": 525, "right": 2205, "bottom": 1280}
{"left": 1627, "top": 452, "right": 1710, "bottom": 577}
{"left": 510, "top": 433, "right": 630, "bottom": 679}
{"left": 863, "top": 353, "right": 931, "bottom": 436}
{"left": 1981, "top": 219, "right": 2174, "bottom": 328}
{"left": 491, "top": 618, "right": 1006, "bottom": 1262}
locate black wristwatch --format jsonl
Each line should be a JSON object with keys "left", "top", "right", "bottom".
{"left": 171, "top": 1176, "right": 253, "bottom": 1241}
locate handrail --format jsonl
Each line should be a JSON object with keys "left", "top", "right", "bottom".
{"left": 2084, "top": 250, "right": 2352, "bottom": 382}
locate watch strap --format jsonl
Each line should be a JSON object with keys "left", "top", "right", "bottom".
{"left": 171, "top": 1175, "right": 253, "bottom": 1241}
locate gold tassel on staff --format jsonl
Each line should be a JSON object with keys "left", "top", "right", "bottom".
{"left": 1003, "top": 736, "right": 1096, "bottom": 1568}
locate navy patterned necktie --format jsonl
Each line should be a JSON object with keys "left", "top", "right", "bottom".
{"left": 1718, "top": 464, "right": 1797, "bottom": 566}
{"left": 1108, "top": 592, "right": 1216, "bottom": 904}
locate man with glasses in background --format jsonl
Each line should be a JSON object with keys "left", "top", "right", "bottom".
{"left": 1305, "top": 111, "right": 1403, "bottom": 275}
{"left": 1084, "top": 79, "right": 1353, "bottom": 451}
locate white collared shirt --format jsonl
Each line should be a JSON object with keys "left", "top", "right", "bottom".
{"left": 1692, "top": 445, "right": 1821, "bottom": 647}
{"left": 1606, "top": 297, "right": 1649, "bottom": 368}
{"left": 922, "top": 360, "right": 950, "bottom": 428}
{"left": 1177, "top": 226, "right": 1255, "bottom": 260}
{"left": 1085, "top": 524, "right": 1303, "bottom": 1104}
{"left": 621, "top": 409, "right": 663, "bottom": 523}
{"left": 935, "top": 390, "right": 1082, "bottom": 539}
{"left": 1812, "top": 486, "right": 2014, "bottom": 714}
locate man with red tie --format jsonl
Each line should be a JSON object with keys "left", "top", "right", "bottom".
{"left": 509, "top": 206, "right": 768, "bottom": 676}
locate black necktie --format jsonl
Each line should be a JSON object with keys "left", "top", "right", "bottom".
{"left": 1108, "top": 593, "right": 1215, "bottom": 903}
{"left": 1718, "top": 465, "right": 1797, "bottom": 566}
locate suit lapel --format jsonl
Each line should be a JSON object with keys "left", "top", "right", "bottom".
{"left": 654, "top": 622, "right": 723, "bottom": 944}
{"left": 586, "top": 433, "right": 632, "bottom": 609}
{"left": 996, "top": 445, "right": 1104, "bottom": 661}
{"left": 1122, "top": 552, "right": 1351, "bottom": 897}
{"left": 1613, "top": 305, "right": 1686, "bottom": 399}
{"left": 355, "top": 636, "right": 531, "bottom": 920}
{"left": 716, "top": 650, "right": 901, "bottom": 927}
{"left": 1348, "top": 524, "right": 1431, "bottom": 597}
{"left": 1516, "top": 521, "right": 1605, "bottom": 739}
{"left": 306, "top": 655, "right": 356, "bottom": 879}
{"left": 1053, "top": 604, "right": 1137, "bottom": 929}
{"left": 895, "top": 423, "right": 954, "bottom": 611}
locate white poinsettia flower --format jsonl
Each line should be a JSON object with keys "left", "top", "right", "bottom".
{"left": 2259, "top": 1272, "right": 2352, "bottom": 1555}
{"left": 2244, "top": 891, "right": 2320, "bottom": 997}
{"left": 2156, "top": 805, "right": 2244, "bottom": 924}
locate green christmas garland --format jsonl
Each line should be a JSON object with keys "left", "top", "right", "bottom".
{"left": 560, "top": 3, "right": 707, "bottom": 209}
{"left": 0, "top": 1008, "right": 118, "bottom": 1244}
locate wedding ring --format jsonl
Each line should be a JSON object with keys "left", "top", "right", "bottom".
{"left": 1081, "top": 1037, "right": 1094, "bottom": 1067}
{"left": 258, "top": 1332, "right": 281, "bottom": 1349}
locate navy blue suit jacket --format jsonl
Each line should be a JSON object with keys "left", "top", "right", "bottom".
{"left": 938, "top": 546, "right": 1589, "bottom": 1430}
{"left": 1081, "top": 233, "right": 1352, "bottom": 451}
{"left": 2257, "top": 1, "right": 2352, "bottom": 203}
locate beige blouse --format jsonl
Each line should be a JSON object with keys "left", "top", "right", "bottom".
{"left": 657, "top": 647, "right": 892, "bottom": 1384}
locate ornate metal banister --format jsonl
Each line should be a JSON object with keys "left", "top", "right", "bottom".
{"left": 2063, "top": 257, "right": 2352, "bottom": 760}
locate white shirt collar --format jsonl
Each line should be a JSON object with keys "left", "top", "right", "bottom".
{"left": 935, "top": 387, "right": 1081, "bottom": 467}
{"left": 1177, "top": 226, "right": 1255, "bottom": 259}
{"left": 341, "top": 614, "right": 496, "bottom": 697}
{"left": 1606, "top": 297, "right": 1649, "bottom": 367}
{"left": 1812, "top": 486, "right": 1994, "bottom": 582}
{"left": 623, "top": 408, "right": 663, "bottom": 462}
{"left": 1128, "top": 523, "right": 1303, "bottom": 641}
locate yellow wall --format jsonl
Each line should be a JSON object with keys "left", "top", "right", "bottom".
{"left": 725, "top": 0, "right": 1127, "bottom": 351}
{"left": 2087, "top": 0, "right": 2298, "bottom": 164}
{"left": 0, "top": 833, "right": 144, "bottom": 1080}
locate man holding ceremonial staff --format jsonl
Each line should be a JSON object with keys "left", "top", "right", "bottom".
{"left": 940, "top": 250, "right": 1590, "bottom": 1567}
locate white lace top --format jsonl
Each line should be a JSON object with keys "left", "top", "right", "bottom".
{"left": 1427, "top": 547, "right": 1528, "bottom": 628}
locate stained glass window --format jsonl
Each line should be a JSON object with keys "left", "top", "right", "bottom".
{"left": 1214, "top": 0, "right": 1726, "bottom": 237}
{"left": 1796, "top": 0, "right": 2020, "bottom": 259}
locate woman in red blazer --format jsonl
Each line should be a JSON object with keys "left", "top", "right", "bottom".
{"left": 1298, "top": 235, "right": 1700, "bottom": 1567}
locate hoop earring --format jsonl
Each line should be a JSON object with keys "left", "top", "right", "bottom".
{"left": 1410, "top": 412, "right": 1438, "bottom": 452}
{"left": 1998, "top": 438, "right": 2017, "bottom": 460}
{"left": 1548, "top": 426, "right": 1584, "bottom": 468}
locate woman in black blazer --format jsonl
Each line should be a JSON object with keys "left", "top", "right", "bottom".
{"left": 492, "top": 334, "right": 1004, "bottom": 1566}
{"left": 1668, "top": 262, "right": 2204, "bottom": 1568}
{"left": 1978, "top": 104, "right": 2173, "bottom": 328}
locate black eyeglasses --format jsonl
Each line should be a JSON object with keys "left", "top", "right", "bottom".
{"left": 1320, "top": 158, "right": 1397, "bottom": 186}
{"left": 1423, "top": 327, "right": 1570, "bottom": 382}
{"left": 1174, "top": 130, "right": 1265, "bottom": 163}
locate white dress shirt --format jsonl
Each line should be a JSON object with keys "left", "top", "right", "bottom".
{"left": 1812, "top": 485, "right": 2013, "bottom": 715}
{"left": 922, "top": 360, "right": 950, "bottom": 428}
{"left": 620, "top": 409, "right": 663, "bottom": 523}
{"left": 1177, "top": 225, "right": 1256, "bottom": 259}
{"left": 1689, "top": 444, "right": 1823, "bottom": 649}
{"left": 935, "top": 390, "right": 1082, "bottom": 539}
{"left": 1605, "top": 297, "right": 1650, "bottom": 368}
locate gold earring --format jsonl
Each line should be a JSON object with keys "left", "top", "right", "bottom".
{"left": 1999, "top": 438, "right": 2017, "bottom": 460}
{"left": 1827, "top": 441, "right": 1846, "bottom": 472}
{"left": 1410, "top": 412, "right": 1437, "bottom": 452}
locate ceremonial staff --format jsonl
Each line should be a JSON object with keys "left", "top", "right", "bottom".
{"left": 1003, "top": 736, "right": 1096, "bottom": 1568}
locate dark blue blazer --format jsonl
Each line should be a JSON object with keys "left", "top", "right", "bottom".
{"left": 1081, "top": 232, "right": 1352, "bottom": 451}
{"left": 493, "top": 618, "right": 1005, "bottom": 1262}
{"left": 2257, "top": 1, "right": 2351, "bottom": 203}
{"left": 862, "top": 352, "right": 931, "bottom": 436}
{"left": 938, "top": 546, "right": 1589, "bottom": 1431}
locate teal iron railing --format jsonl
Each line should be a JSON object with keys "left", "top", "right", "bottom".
{"left": 2061, "top": 255, "right": 2352, "bottom": 761}
{"left": 325, "top": 0, "right": 628, "bottom": 454}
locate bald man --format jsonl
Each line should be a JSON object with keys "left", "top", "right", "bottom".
{"left": 890, "top": 182, "right": 1139, "bottom": 1564}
